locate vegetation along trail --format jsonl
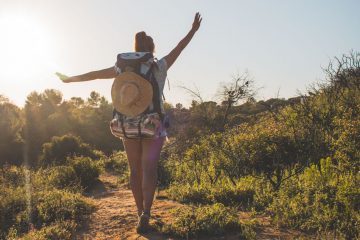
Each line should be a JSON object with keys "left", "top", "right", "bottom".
{"left": 2, "top": 52, "right": 358, "bottom": 240}
{"left": 76, "top": 173, "right": 311, "bottom": 240}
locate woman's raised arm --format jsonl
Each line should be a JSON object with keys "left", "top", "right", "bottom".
{"left": 164, "top": 12, "right": 202, "bottom": 69}
{"left": 61, "top": 66, "right": 117, "bottom": 83}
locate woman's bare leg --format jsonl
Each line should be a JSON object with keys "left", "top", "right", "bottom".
{"left": 123, "top": 138, "right": 143, "bottom": 216}
{"left": 141, "top": 137, "right": 165, "bottom": 214}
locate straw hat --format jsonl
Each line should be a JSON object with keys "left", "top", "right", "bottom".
{"left": 111, "top": 72, "right": 153, "bottom": 117}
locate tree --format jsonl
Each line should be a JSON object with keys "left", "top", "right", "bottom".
{"left": 218, "top": 71, "right": 256, "bottom": 130}
{"left": 75, "top": 92, "right": 121, "bottom": 154}
{"left": 0, "top": 96, "right": 24, "bottom": 166}
{"left": 69, "top": 97, "right": 85, "bottom": 108}
{"left": 23, "top": 90, "right": 64, "bottom": 166}
{"left": 87, "top": 91, "right": 101, "bottom": 107}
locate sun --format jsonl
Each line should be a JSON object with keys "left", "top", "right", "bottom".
{"left": 0, "top": 14, "right": 52, "bottom": 82}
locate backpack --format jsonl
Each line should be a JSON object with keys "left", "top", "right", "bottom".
{"left": 113, "top": 52, "right": 163, "bottom": 117}
{"left": 110, "top": 52, "right": 165, "bottom": 139}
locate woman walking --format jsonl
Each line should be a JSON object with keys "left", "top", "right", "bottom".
{"left": 60, "top": 12, "right": 202, "bottom": 233}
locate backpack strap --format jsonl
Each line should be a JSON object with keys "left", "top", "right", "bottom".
{"left": 143, "top": 62, "right": 164, "bottom": 120}
{"left": 119, "top": 115, "right": 129, "bottom": 138}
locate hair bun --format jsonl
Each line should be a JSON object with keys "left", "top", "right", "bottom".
{"left": 135, "top": 31, "right": 146, "bottom": 41}
{"left": 134, "top": 31, "right": 154, "bottom": 53}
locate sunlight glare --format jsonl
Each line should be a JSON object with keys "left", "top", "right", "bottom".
{"left": 0, "top": 14, "right": 53, "bottom": 82}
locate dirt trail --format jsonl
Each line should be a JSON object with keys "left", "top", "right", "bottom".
{"left": 76, "top": 173, "right": 312, "bottom": 240}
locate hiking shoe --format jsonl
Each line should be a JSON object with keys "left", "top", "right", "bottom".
{"left": 136, "top": 212, "right": 150, "bottom": 233}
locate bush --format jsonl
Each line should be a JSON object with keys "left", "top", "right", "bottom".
{"left": 0, "top": 168, "right": 94, "bottom": 239}
{"left": 211, "top": 184, "right": 255, "bottom": 209}
{"left": 161, "top": 203, "right": 255, "bottom": 239}
{"left": 166, "top": 183, "right": 211, "bottom": 204}
{"left": 18, "top": 220, "right": 77, "bottom": 240}
{"left": 166, "top": 180, "right": 256, "bottom": 210}
{"left": 70, "top": 156, "right": 101, "bottom": 189}
{"left": 101, "top": 151, "right": 128, "bottom": 175}
{"left": 0, "top": 187, "right": 28, "bottom": 239}
{"left": 100, "top": 151, "right": 130, "bottom": 184}
{"left": 237, "top": 176, "right": 274, "bottom": 212}
{"left": 47, "top": 166, "right": 81, "bottom": 192}
{"left": 34, "top": 189, "right": 94, "bottom": 226}
{"left": 267, "top": 158, "right": 360, "bottom": 239}
{"left": 0, "top": 165, "right": 26, "bottom": 187}
{"left": 39, "top": 134, "right": 98, "bottom": 166}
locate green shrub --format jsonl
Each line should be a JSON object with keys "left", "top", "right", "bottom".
{"left": 211, "top": 184, "right": 255, "bottom": 208}
{"left": 0, "top": 187, "right": 28, "bottom": 239}
{"left": 166, "top": 180, "right": 256, "bottom": 210}
{"left": 101, "top": 151, "right": 128, "bottom": 175}
{"left": 70, "top": 156, "right": 101, "bottom": 189}
{"left": 242, "top": 177, "right": 274, "bottom": 212}
{"left": 19, "top": 220, "right": 77, "bottom": 240}
{"left": 161, "top": 203, "right": 255, "bottom": 239}
{"left": 166, "top": 183, "right": 211, "bottom": 204}
{"left": 100, "top": 151, "right": 130, "bottom": 184}
{"left": 157, "top": 150, "right": 176, "bottom": 189}
{"left": 0, "top": 178, "right": 93, "bottom": 239}
{"left": 34, "top": 189, "right": 94, "bottom": 226}
{"left": 39, "top": 134, "right": 98, "bottom": 166}
{"left": 267, "top": 158, "right": 360, "bottom": 239}
{"left": 0, "top": 165, "right": 26, "bottom": 187}
{"left": 47, "top": 166, "right": 81, "bottom": 192}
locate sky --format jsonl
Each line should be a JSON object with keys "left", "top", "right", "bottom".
{"left": 0, "top": 0, "right": 359, "bottom": 107}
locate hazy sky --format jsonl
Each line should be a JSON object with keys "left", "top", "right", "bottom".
{"left": 0, "top": 0, "right": 359, "bottom": 107}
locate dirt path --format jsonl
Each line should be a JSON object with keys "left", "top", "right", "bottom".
{"left": 76, "top": 173, "right": 312, "bottom": 240}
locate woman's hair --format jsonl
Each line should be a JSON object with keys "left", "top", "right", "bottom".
{"left": 135, "top": 31, "right": 155, "bottom": 53}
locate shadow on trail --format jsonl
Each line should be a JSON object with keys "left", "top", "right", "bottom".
{"left": 84, "top": 177, "right": 117, "bottom": 199}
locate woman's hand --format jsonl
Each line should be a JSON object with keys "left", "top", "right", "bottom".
{"left": 191, "top": 12, "right": 202, "bottom": 32}
{"left": 56, "top": 72, "right": 83, "bottom": 83}
{"left": 62, "top": 76, "right": 82, "bottom": 83}
{"left": 165, "top": 12, "right": 203, "bottom": 69}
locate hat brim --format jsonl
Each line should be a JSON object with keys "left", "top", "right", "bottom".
{"left": 111, "top": 72, "right": 153, "bottom": 117}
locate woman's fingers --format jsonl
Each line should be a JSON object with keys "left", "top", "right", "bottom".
{"left": 55, "top": 72, "right": 74, "bottom": 83}
{"left": 195, "top": 12, "right": 201, "bottom": 22}
{"left": 55, "top": 72, "right": 69, "bottom": 81}
{"left": 192, "top": 12, "right": 202, "bottom": 31}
